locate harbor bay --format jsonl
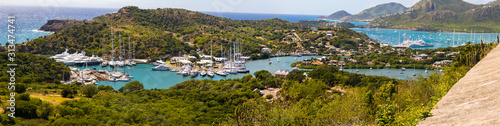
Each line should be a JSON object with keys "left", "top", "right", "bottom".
{"left": 352, "top": 28, "right": 500, "bottom": 49}
{"left": 71, "top": 56, "right": 437, "bottom": 90}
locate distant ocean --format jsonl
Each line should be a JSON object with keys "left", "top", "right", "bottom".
{"left": 0, "top": 6, "right": 116, "bottom": 45}
{"left": 202, "top": 11, "right": 320, "bottom": 23}
{"left": 202, "top": 11, "right": 370, "bottom": 26}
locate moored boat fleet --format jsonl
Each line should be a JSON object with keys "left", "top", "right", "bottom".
{"left": 150, "top": 39, "right": 250, "bottom": 78}
{"left": 51, "top": 49, "right": 104, "bottom": 66}
{"left": 54, "top": 21, "right": 138, "bottom": 83}
{"left": 53, "top": 21, "right": 255, "bottom": 84}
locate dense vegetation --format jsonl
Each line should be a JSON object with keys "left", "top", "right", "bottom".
{"left": 0, "top": 52, "right": 70, "bottom": 83}
{"left": 371, "top": 0, "right": 500, "bottom": 32}
{"left": 341, "top": 2, "right": 408, "bottom": 21}
{"left": 14, "top": 6, "right": 309, "bottom": 60}
{"left": 293, "top": 45, "right": 459, "bottom": 69}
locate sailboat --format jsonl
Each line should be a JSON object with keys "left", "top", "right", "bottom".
{"left": 109, "top": 21, "right": 116, "bottom": 67}
{"left": 227, "top": 46, "right": 237, "bottom": 74}
{"left": 207, "top": 70, "right": 214, "bottom": 77}
{"left": 276, "top": 50, "right": 280, "bottom": 62}
{"left": 356, "top": 62, "right": 359, "bottom": 72}
{"left": 413, "top": 65, "right": 416, "bottom": 76}
{"left": 425, "top": 68, "right": 428, "bottom": 73}
{"left": 116, "top": 31, "right": 124, "bottom": 67}
{"left": 216, "top": 70, "right": 227, "bottom": 76}
{"left": 207, "top": 40, "right": 215, "bottom": 78}
{"left": 200, "top": 70, "right": 207, "bottom": 77}
{"left": 100, "top": 35, "right": 108, "bottom": 67}
{"left": 236, "top": 40, "right": 249, "bottom": 73}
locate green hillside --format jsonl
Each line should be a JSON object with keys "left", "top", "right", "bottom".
{"left": 341, "top": 2, "right": 407, "bottom": 21}
{"left": 319, "top": 10, "right": 352, "bottom": 20}
{"left": 369, "top": 0, "right": 500, "bottom": 32}
{"left": 16, "top": 6, "right": 305, "bottom": 59}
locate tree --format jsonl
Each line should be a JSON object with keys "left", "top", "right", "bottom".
{"left": 119, "top": 80, "right": 144, "bottom": 92}
{"left": 37, "top": 102, "right": 54, "bottom": 120}
{"left": 81, "top": 85, "right": 98, "bottom": 98}
{"left": 16, "top": 100, "right": 38, "bottom": 119}
{"left": 189, "top": 50, "right": 199, "bottom": 59}
{"left": 15, "top": 84, "right": 27, "bottom": 93}
{"left": 286, "top": 70, "right": 305, "bottom": 82}
{"left": 61, "top": 87, "right": 77, "bottom": 98}
{"left": 281, "top": 79, "right": 329, "bottom": 101}
{"left": 98, "top": 85, "right": 114, "bottom": 91}
{"left": 254, "top": 70, "right": 272, "bottom": 80}
{"left": 309, "top": 65, "right": 339, "bottom": 86}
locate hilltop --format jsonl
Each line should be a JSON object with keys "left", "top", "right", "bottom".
{"left": 318, "top": 10, "right": 352, "bottom": 20}
{"left": 16, "top": 6, "right": 305, "bottom": 59}
{"left": 39, "top": 19, "right": 86, "bottom": 32}
{"left": 341, "top": 2, "right": 407, "bottom": 22}
{"left": 14, "top": 6, "right": 377, "bottom": 60}
{"left": 370, "top": 0, "right": 500, "bottom": 32}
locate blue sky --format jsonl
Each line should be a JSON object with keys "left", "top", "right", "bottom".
{"left": 2, "top": 0, "right": 495, "bottom": 15}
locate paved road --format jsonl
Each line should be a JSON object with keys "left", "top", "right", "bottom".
{"left": 419, "top": 45, "right": 500, "bottom": 125}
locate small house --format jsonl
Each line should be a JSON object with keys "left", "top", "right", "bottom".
{"left": 273, "top": 69, "right": 290, "bottom": 78}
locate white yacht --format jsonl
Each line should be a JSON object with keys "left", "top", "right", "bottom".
{"left": 200, "top": 70, "right": 207, "bottom": 77}
{"left": 207, "top": 70, "right": 214, "bottom": 78}
{"left": 395, "top": 39, "right": 434, "bottom": 48}
{"left": 216, "top": 70, "right": 227, "bottom": 76}
{"left": 152, "top": 65, "right": 170, "bottom": 71}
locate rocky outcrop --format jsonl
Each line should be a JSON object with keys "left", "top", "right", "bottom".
{"left": 39, "top": 19, "right": 85, "bottom": 32}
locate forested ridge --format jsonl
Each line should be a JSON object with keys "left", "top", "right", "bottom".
{"left": 15, "top": 6, "right": 307, "bottom": 60}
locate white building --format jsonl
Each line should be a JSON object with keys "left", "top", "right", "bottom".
{"left": 261, "top": 48, "right": 272, "bottom": 53}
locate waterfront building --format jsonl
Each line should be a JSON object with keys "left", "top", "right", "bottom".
{"left": 261, "top": 47, "right": 272, "bottom": 53}
{"left": 273, "top": 69, "right": 290, "bottom": 78}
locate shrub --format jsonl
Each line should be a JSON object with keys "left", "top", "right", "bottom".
{"left": 119, "top": 81, "right": 144, "bottom": 92}
{"left": 15, "top": 84, "right": 27, "bottom": 93}
{"left": 81, "top": 85, "right": 98, "bottom": 98}
{"left": 61, "top": 88, "right": 77, "bottom": 98}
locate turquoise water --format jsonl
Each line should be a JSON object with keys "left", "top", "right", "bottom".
{"left": 321, "top": 19, "right": 370, "bottom": 26}
{"left": 73, "top": 56, "right": 437, "bottom": 90}
{"left": 0, "top": 6, "right": 116, "bottom": 45}
{"left": 351, "top": 28, "right": 500, "bottom": 49}
{"left": 342, "top": 68, "right": 437, "bottom": 80}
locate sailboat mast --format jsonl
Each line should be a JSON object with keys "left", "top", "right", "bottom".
{"left": 119, "top": 31, "right": 122, "bottom": 61}
{"left": 210, "top": 40, "right": 213, "bottom": 68}
{"left": 102, "top": 34, "right": 105, "bottom": 59}
{"left": 229, "top": 46, "right": 232, "bottom": 69}
{"left": 128, "top": 36, "right": 131, "bottom": 59}
{"left": 111, "top": 21, "right": 114, "bottom": 61}
{"left": 133, "top": 39, "right": 135, "bottom": 59}
{"left": 233, "top": 41, "right": 235, "bottom": 63}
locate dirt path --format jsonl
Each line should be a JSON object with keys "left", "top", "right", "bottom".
{"left": 419, "top": 45, "right": 500, "bottom": 125}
